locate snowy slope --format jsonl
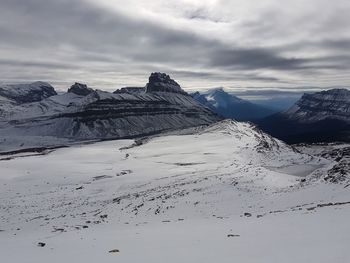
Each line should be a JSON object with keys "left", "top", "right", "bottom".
{"left": 1, "top": 120, "right": 349, "bottom": 263}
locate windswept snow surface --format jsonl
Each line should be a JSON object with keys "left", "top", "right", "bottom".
{"left": 0, "top": 121, "right": 349, "bottom": 263}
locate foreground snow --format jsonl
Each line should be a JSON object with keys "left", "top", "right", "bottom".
{"left": 0, "top": 121, "right": 349, "bottom": 263}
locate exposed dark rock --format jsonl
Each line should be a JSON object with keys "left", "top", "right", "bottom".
{"left": 37, "top": 242, "right": 46, "bottom": 247}
{"left": 68, "top": 82, "right": 94, "bottom": 96}
{"left": 321, "top": 146, "right": 350, "bottom": 183}
{"left": 93, "top": 175, "right": 113, "bottom": 181}
{"left": 52, "top": 227, "right": 65, "bottom": 232}
{"left": 145, "top": 72, "right": 187, "bottom": 95}
{"left": 114, "top": 87, "right": 144, "bottom": 94}
{"left": 227, "top": 234, "right": 240, "bottom": 237}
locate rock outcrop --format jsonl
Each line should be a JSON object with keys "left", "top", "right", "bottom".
{"left": 145, "top": 73, "right": 187, "bottom": 95}
{"left": 68, "top": 82, "right": 94, "bottom": 96}
{"left": 114, "top": 87, "right": 144, "bottom": 94}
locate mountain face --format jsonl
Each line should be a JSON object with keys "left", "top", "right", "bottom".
{"left": 192, "top": 88, "right": 276, "bottom": 121}
{"left": 0, "top": 81, "right": 57, "bottom": 103}
{"left": 258, "top": 89, "right": 350, "bottom": 143}
{"left": 0, "top": 73, "right": 221, "bottom": 152}
{"left": 284, "top": 88, "right": 350, "bottom": 122}
{"left": 146, "top": 72, "right": 187, "bottom": 95}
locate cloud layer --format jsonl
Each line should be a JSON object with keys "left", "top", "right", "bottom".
{"left": 1, "top": 0, "right": 350, "bottom": 91}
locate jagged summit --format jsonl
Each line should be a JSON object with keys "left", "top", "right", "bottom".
{"left": 68, "top": 82, "right": 94, "bottom": 96}
{"left": 145, "top": 72, "right": 187, "bottom": 95}
{"left": 0, "top": 81, "right": 56, "bottom": 103}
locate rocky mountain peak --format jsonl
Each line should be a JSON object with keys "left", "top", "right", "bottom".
{"left": 145, "top": 72, "right": 187, "bottom": 95}
{"left": 68, "top": 82, "right": 94, "bottom": 96}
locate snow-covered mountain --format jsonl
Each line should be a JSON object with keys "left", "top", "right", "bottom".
{"left": 1, "top": 120, "right": 348, "bottom": 263}
{"left": 259, "top": 88, "right": 350, "bottom": 143}
{"left": 0, "top": 81, "right": 58, "bottom": 118}
{"left": 192, "top": 88, "right": 276, "bottom": 121}
{"left": 0, "top": 73, "right": 221, "bottom": 152}
{"left": 0, "top": 81, "right": 57, "bottom": 103}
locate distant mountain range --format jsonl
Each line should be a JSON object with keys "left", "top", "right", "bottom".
{"left": 191, "top": 88, "right": 277, "bottom": 121}
{"left": 1, "top": 73, "right": 349, "bottom": 149}
{"left": 0, "top": 73, "right": 221, "bottom": 152}
{"left": 258, "top": 89, "right": 350, "bottom": 143}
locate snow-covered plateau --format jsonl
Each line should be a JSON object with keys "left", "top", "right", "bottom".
{"left": 0, "top": 120, "right": 349, "bottom": 263}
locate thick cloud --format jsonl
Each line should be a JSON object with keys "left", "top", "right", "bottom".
{"left": 0, "top": 0, "right": 349, "bottom": 91}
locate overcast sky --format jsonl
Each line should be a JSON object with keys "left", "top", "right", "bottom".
{"left": 1, "top": 0, "right": 350, "bottom": 92}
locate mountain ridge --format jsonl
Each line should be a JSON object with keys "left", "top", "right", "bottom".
{"left": 258, "top": 88, "right": 350, "bottom": 143}
{"left": 0, "top": 73, "right": 221, "bottom": 152}
{"left": 192, "top": 88, "right": 277, "bottom": 121}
